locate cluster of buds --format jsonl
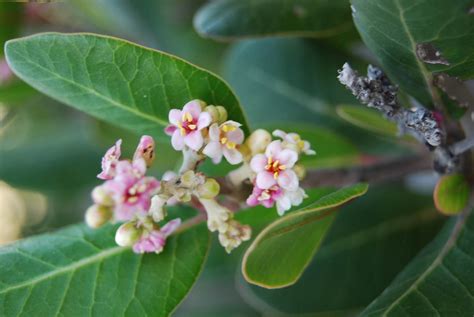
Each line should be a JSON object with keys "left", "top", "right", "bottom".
{"left": 86, "top": 99, "right": 315, "bottom": 255}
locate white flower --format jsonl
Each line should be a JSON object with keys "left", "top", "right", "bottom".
{"left": 203, "top": 121, "right": 244, "bottom": 165}
{"left": 273, "top": 129, "right": 315, "bottom": 155}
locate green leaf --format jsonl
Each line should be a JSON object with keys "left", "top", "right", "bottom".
{"left": 336, "top": 104, "right": 399, "bottom": 137}
{"left": 434, "top": 173, "right": 470, "bottom": 215}
{"left": 264, "top": 124, "right": 361, "bottom": 168}
{"left": 239, "top": 184, "right": 444, "bottom": 316}
{"left": 242, "top": 183, "right": 368, "bottom": 288}
{"left": 4, "top": 33, "right": 249, "bottom": 140}
{"left": 224, "top": 38, "right": 355, "bottom": 126}
{"left": 352, "top": 0, "right": 474, "bottom": 106}
{"left": 194, "top": 0, "right": 352, "bottom": 41}
{"left": 362, "top": 208, "right": 474, "bottom": 316}
{"left": 0, "top": 3, "right": 22, "bottom": 53}
{"left": 0, "top": 222, "right": 210, "bottom": 316}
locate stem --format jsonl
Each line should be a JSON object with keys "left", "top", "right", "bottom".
{"left": 179, "top": 147, "right": 204, "bottom": 174}
{"left": 450, "top": 136, "right": 474, "bottom": 156}
{"left": 301, "top": 155, "right": 432, "bottom": 188}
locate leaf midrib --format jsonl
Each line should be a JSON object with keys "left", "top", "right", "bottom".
{"left": 394, "top": 0, "right": 439, "bottom": 106}
{"left": 0, "top": 246, "right": 126, "bottom": 295}
{"left": 379, "top": 208, "right": 471, "bottom": 316}
{"left": 6, "top": 44, "right": 168, "bottom": 126}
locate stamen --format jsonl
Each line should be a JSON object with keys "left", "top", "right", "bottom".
{"left": 280, "top": 165, "right": 286, "bottom": 170}
{"left": 188, "top": 124, "right": 197, "bottom": 130}
{"left": 220, "top": 137, "right": 228, "bottom": 144}
{"left": 226, "top": 142, "right": 236, "bottom": 149}
{"left": 273, "top": 172, "right": 279, "bottom": 179}
{"left": 272, "top": 160, "right": 279, "bottom": 169}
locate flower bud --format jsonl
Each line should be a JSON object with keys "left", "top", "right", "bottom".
{"left": 85, "top": 204, "right": 112, "bottom": 228}
{"left": 180, "top": 170, "right": 199, "bottom": 188}
{"left": 293, "top": 164, "right": 307, "bottom": 180}
{"left": 149, "top": 195, "right": 167, "bottom": 222}
{"left": 246, "top": 129, "right": 272, "bottom": 155}
{"left": 215, "top": 106, "right": 228, "bottom": 123}
{"left": 133, "top": 135, "right": 155, "bottom": 167}
{"left": 91, "top": 185, "right": 114, "bottom": 207}
{"left": 197, "top": 178, "right": 220, "bottom": 199}
{"left": 204, "top": 105, "right": 228, "bottom": 124}
{"left": 115, "top": 222, "right": 141, "bottom": 247}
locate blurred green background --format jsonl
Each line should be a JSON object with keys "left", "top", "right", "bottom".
{"left": 0, "top": 1, "right": 443, "bottom": 316}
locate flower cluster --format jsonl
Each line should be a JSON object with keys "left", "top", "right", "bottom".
{"left": 244, "top": 129, "right": 314, "bottom": 215}
{"left": 86, "top": 99, "right": 315, "bottom": 255}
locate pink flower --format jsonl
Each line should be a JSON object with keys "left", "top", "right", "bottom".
{"left": 97, "top": 139, "right": 122, "bottom": 180}
{"left": 133, "top": 135, "right": 155, "bottom": 167}
{"left": 203, "top": 121, "right": 244, "bottom": 164}
{"left": 165, "top": 100, "right": 212, "bottom": 151}
{"left": 246, "top": 185, "right": 283, "bottom": 208}
{"left": 250, "top": 141, "right": 299, "bottom": 191}
{"left": 246, "top": 185, "right": 306, "bottom": 215}
{"left": 132, "top": 218, "right": 181, "bottom": 254}
{"left": 105, "top": 158, "right": 160, "bottom": 220}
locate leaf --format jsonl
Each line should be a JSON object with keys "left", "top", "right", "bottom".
{"left": 69, "top": 0, "right": 227, "bottom": 72}
{"left": 264, "top": 124, "right": 361, "bottom": 168}
{"left": 0, "top": 3, "right": 22, "bottom": 53}
{"left": 4, "top": 33, "right": 249, "bottom": 141}
{"left": 239, "top": 184, "right": 444, "bottom": 316}
{"left": 194, "top": 0, "right": 353, "bottom": 41}
{"left": 351, "top": 0, "right": 474, "bottom": 106}
{"left": 336, "top": 104, "right": 399, "bottom": 137}
{"left": 361, "top": 208, "right": 474, "bottom": 316}
{"left": 434, "top": 173, "right": 470, "bottom": 215}
{"left": 242, "top": 183, "right": 368, "bottom": 288}
{"left": 0, "top": 222, "right": 210, "bottom": 316}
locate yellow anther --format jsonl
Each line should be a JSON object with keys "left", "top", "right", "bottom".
{"left": 180, "top": 128, "right": 186, "bottom": 136}
{"left": 272, "top": 160, "right": 280, "bottom": 169}
{"left": 226, "top": 142, "right": 236, "bottom": 149}
{"left": 127, "top": 196, "right": 138, "bottom": 203}
{"left": 220, "top": 137, "right": 228, "bottom": 144}
{"left": 267, "top": 156, "right": 273, "bottom": 165}
{"left": 273, "top": 172, "right": 279, "bottom": 179}
{"left": 222, "top": 124, "right": 236, "bottom": 133}
{"left": 182, "top": 112, "right": 193, "bottom": 122}
{"left": 280, "top": 165, "right": 286, "bottom": 170}
{"left": 188, "top": 124, "right": 197, "bottom": 130}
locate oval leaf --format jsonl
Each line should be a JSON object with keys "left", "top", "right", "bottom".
{"left": 0, "top": 222, "right": 209, "bottom": 316}
{"left": 242, "top": 183, "right": 368, "bottom": 288}
{"left": 4, "top": 33, "right": 249, "bottom": 140}
{"left": 239, "top": 185, "right": 443, "bottom": 315}
{"left": 194, "top": 0, "right": 352, "bottom": 41}
{"left": 434, "top": 173, "right": 470, "bottom": 215}
{"left": 352, "top": 0, "right": 474, "bottom": 106}
{"left": 362, "top": 208, "right": 474, "bottom": 315}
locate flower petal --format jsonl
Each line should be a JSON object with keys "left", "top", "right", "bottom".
{"left": 208, "top": 123, "right": 220, "bottom": 141}
{"left": 250, "top": 154, "right": 267, "bottom": 172}
{"left": 198, "top": 111, "right": 212, "bottom": 130}
{"left": 203, "top": 141, "right": 223, "bottom": 164}
{"left": 265, "top": 140, "right": 283, "bottom": 157}
{"left": 169, "top": 109, "right": 182, "bottom": 126}
{"left": 161, "top": 218, "right": 182, "bottom": 237}
{"left": 223, "top": 148, "right": 243, "bottom": 165}
{"left": 278, "top": 170, "right": 298, "bottom": 191}
{"left": 227, "top": 128, "right": 244, "bottom": 144}
{"left": 256, "top": 172, "right": 277, "bottom": 189}
{"left": 171, "top": 130, "right": 185, "bottom": 150}
{"left": 277, "top": 149, "right": 298, "bottom": 167}
{"left": 276, "top": 196, "right": 292, "bottom": 216}
{"left": 184, "top": 131, "right": 204, "bottom": 151}
{"left": 183, "top": 100, "right": 202, "bottom": 118}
